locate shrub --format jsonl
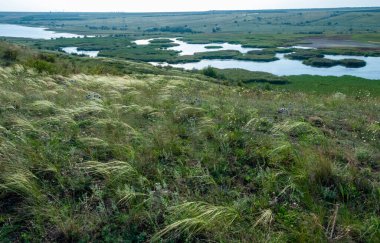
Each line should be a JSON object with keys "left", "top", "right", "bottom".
{"left": 202, "top": 66, "right": 218, "bottom": 78}
{"left": 26, "top": 59, "right": 55, "bottom": 74}
{"left": 38, "top": 53, "right": 56, "bottom": 63}
{"left": 2, "top": 48, "right": 18, "bottom": 62}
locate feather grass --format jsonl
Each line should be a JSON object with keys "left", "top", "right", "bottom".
{"left": 152, "top": 201, "right": 239, "bottom": 241}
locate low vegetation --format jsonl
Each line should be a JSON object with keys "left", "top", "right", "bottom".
{"left": 339, "top": 58, "right": 367, "bottom": 68}
{"left": 171, "top": 50, "right": 279, "bottom": 64}
{"left": 302, "top": 58, "right": 366, "bottom": 68}
{"left": 198, "top": 67, "right": 380, "bottom": 97}
{"left": 204, "top": 45, "right": 223, "bottom": 49}
{"left": 286, "top": 50, "right": 326, "bottom": 61}
{"left": 11, "top": 32, "right": 379, "bottom": 66}
{"left": 285, "top": 50, "right": 367, "bottom": 68}
{"left": 0, "top": 40, "right": 199, "bottom": 77}
{"left": 0, "top": 40, "right": 379, "bottom": 242}
{"left": 145, "top": 26, "right": 195, "bottom": 33}
{"left": 318, "top": 47, "right": 380, "bottom": 57}
{"left": 201, "top": 67, "right": 289, "bottom": 85}
{"left": 23, "top": 37, "right": 281, "bottom": 64}
{"left": 1, "top": 7, "right": 380, "bottom": 242}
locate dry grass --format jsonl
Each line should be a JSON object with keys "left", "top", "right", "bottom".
{"left": 0, "top": 64, "right": 378, "bottom": 242}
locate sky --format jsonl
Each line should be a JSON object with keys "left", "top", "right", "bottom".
{"left": 0, "top": 0, "right": 379, "bottom": 12}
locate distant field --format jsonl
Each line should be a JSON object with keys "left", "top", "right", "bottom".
{"left": 301, "top": 37, "right": 380, "bottom": 48}
{"left": 0, "top": 8, "right": 380, "bottom": 37}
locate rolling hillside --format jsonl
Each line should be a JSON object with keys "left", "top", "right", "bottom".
{"left": 0, "top": 44, "right": 379, "bottom": 241}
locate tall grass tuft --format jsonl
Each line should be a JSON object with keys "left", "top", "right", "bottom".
{"left": 253, "top": 209, "right": 273, "bottom": 229}
{"left": 0, "top": 167, "right": 42, "bottom": 202}
{"left": 78, "top": 160, "right": 146, "bottom": 185}
{"left": 117, "top": 185, "right": 148, "bottom": 206}
{"left": 152, "top": 201, "right": 240, "bottom": 241}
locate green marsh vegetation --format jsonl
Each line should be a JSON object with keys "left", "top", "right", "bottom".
{"left": 285, "top": 50, "right": 368, "bottom": 68}
{"left": 18, "top": 37, "right": 280, "bottom": 64}
{"left": 168, "top": 50, "right": 279, "bottom": 64}
{"left": 0, "top": 40, "right": 202, "bottom": 77}
{"left": 204, "top": 45, "right": 223, "bottom": 49}
{"left": 26, "top": 37, "right": 181, "bottom": 63}
{"left": 0, "top": 40, "right": 379, "bottom": 242}
{"left": 10, "top": 33, "right": 378, "bottom": 68}
{"left": 302, "top": 58, "right": 367, "bottom": 68}
{"left": 199, "top": 67, "right": 380, "bottom": 96}
{"left": 3, "top": 8, "right": 380, "bottom": 66}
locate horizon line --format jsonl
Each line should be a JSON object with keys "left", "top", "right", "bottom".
{"left": 1, "top": 6, "right": 380, "bottom": 14}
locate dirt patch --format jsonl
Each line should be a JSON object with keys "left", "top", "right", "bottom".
{"left": 300, "top": 38, "right": 380, "bottom": 48}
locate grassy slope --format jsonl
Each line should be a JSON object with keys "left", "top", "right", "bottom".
{"left": 0, "top": 61, "right": 379, "bottom": 241}
{"left": 285, "top": 75, "right": 380, "bottom": 96}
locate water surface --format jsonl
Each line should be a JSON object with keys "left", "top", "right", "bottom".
{"left": 151, "top": 54, "right": 380, "bottom": 80}
{"left": 61, "top": 47, "right": 99, "bottom": 57}
{"left": 0, "top": 24, "right": 84, "bottom": 39}
{"left": 134, "top": 38, "right": 261, "bottom": 55}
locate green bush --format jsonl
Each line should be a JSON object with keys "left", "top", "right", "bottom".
{"left": 26, "top": 59, "right": 55, "bottom": 73}
{"left": 3, "top": 48, "right": 18, "bottom": 62}
{"left": 202, "top": 66, "right": 218, "bottom": 78}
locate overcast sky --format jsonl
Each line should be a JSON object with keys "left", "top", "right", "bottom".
{"left": 1, "top": 0, "right": 379, "bottom": 12}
